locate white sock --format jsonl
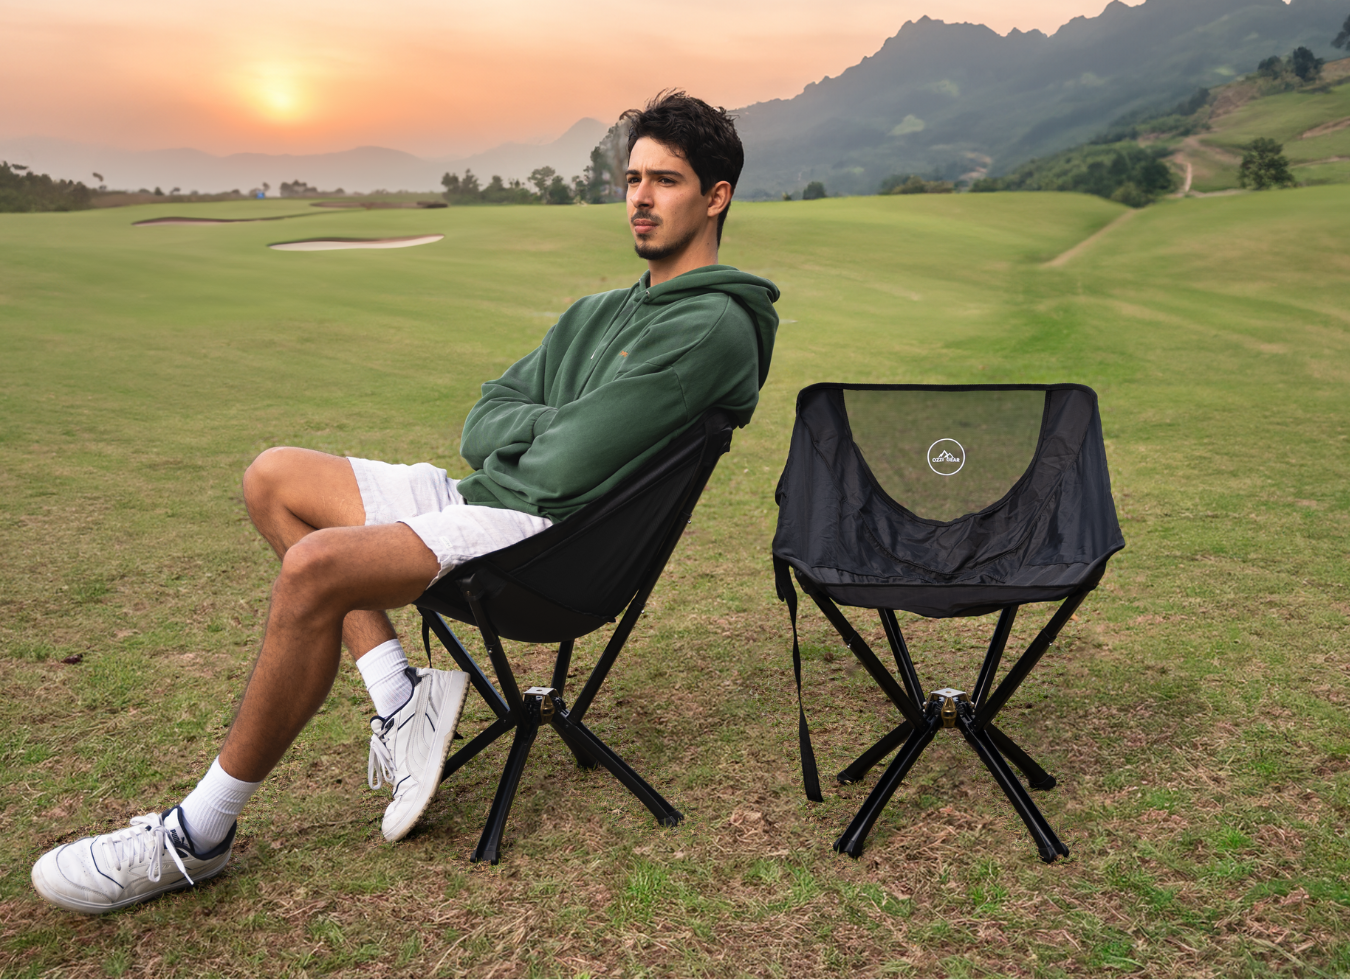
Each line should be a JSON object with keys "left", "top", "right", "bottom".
{"left": 178, "top": 757, "right": 261, "bottom": 851}
{"left": 357, "top": 639, "right": 413, "bottom": 718}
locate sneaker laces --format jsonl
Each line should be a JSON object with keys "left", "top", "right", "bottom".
{"left": 368, "top": 716, "right": 396, "bottom": 791}
{"left": 99, "top": 813, "right": 193, "bottom": 885}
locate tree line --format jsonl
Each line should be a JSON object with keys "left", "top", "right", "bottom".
{"left": 0, "top": 162, "right": 92, "bottom": 212}
{"left": 442, "top": 164, "right": 598, "bottom": 206}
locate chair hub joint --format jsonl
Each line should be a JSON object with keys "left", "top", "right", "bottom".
{"left": 524, "top": 686, "right": 557, "bottom": 722}
{"left": 928, "top": 688, "right": 969, "bottom": 729}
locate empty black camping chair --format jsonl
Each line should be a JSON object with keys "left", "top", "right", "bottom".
{"left": 772, "top": 384, "right": 1124, "bottom": 863}
{"left": 414, "top": 410, "right": 736, "bottom": 864}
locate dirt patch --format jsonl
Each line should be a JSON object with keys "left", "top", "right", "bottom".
{"left": 1300, "top": 117, "right": 1350, "bottom": 139}
{"left": 1043, "top": 209, "right": 1138, "bottom": 268}
{"left": 1209, "top": 81, "right": 1260, "bottom": 121}
{"left": 267, "top": 234, "right": 445, "bottom": 252}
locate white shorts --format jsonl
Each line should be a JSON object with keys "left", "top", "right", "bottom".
{"left": 348, "top": 457, "right": 552, "bottom": 587}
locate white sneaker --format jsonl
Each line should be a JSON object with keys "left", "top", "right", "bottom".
{"left": 31, "top": 806, "right": 232, "bottom": 914}
{"left": 368, "top": 666, "right": 469, "bottom": 842}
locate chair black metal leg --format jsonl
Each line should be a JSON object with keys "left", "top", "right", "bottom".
{"left": 879, "top": 609, "right": 924, "bottom": 708}
{"left": 441, "top": 715, "right": 517, "bottom": 783}
{"left": 551, "top": 700, "right": 682, "bottom": 826}
{"left": 986, "top": 723, "right": 1056, "bottom": 791}
{"left": 837, "top": 722, "right": 912, "bottom": 784}
{"left": 955, "top": 703, "right": 1067, "bottom": 863}
{"left": 807, "top": 592, "right": 926, "bottom": 729}
{"left": 550, "top": 640, "right": 574, "bottom": 696}
{"left": 835, "top": 706, "right": 942, "bottom": 859}
{"left": 970, "top": 606, "right": 1018, "bottom": 709}
{"left": 471, "top": 706, "right": 540, "bottom": 865}
{"left": 422, "top": 610, "right": 511, "bottom": 719}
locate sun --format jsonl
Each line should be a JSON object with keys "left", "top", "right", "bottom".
{"left": 242, "top": 65, "right": 309, "bottom": 123}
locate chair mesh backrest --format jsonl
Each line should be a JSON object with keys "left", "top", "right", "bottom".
{"left": 845, "top": 388, "right": 1045, "bottom": 522}
{"left": 457, "top": 411, "right": 732, "bottom": 621}
{"left": 773, "top": 384, "right": 1124, "bottom": 618}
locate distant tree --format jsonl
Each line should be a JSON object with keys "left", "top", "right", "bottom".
{"left": 529, "top": 166, "right": 557, "bottom": 200}
{"left": 170, "top": 187, "right": 180, "bottom": 196}
{"left": 802, "top": 181, "right": 827, "bottom": 200}
{"left": 546, "top": 174, "right": 572, "bottom": 205}
{"left": 583, "top": 121, "right": 631, "bottom": 203}
{"left": 1290, "top": 46, "right": 1325, "bottom": 82}
{"left": 969, "top": 177, "right": 1004, "bottom": 192}
{"left": 480, "top": 174, "right": 533, "bottom": 204}
{"left": 571, "top": 174, "right": 586, "bottom": 202}
{"left": 1238, "top": 137, "right": 1295, "bottom": 189}
{"left": 880, "top": 174, "right": 954, "bottom": 195}
{"left": 154, "top": 186, "right": 164, "bottom": 196}
{"left": 442, "top": 169, "right": 483, "bottom": 204}
{"left": 1334, "top": 13, "right": 1350, "bottom": 49}
{"left": 1256, "top": 55, "right": 1285, "bottom": 79}
{"left": 782, "top": 192, "right": 793, "bottom": 201}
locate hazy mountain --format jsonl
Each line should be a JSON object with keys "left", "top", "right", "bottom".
{"left": 734, "top": 0, "right": 1346, "bottom": 197}
{"left": 0, "top": 118, "right": 607, "bottom": 195}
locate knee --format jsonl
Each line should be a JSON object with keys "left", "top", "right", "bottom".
{"left": 243, "top": 447, "right": 300, "bottom": 513}
{"left": 275, "top": 531, "right": 344, "bottom": 600}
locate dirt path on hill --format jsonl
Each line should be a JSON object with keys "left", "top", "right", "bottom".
{"left": 1044, "top": 209, "right": 1139, "bottom": 268}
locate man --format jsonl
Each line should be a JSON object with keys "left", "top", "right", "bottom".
{"left": 31, "top": 90, "right": 780, "bottom": 914}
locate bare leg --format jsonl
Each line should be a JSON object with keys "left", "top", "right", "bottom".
{"left": 242, "top": 447, "right": 401, "bottom": 658}
{"left": 219, "top": 522, "right": 439, "bottom": 782}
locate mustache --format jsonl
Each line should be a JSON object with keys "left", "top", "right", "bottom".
{"left": 630, "top": 210, "right": 661, "bottom": 226}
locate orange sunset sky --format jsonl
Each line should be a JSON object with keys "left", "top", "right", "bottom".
{"left": 2, "top": 0, "right": 1141, "bottom": 158}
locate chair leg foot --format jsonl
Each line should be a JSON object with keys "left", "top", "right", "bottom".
{"left": 1029, "top": 773, "right": 1057, "bottom": 791}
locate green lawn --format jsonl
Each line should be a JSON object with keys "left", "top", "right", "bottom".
{"left": 2, "top": 190, "right": 1348, "bottom": 977}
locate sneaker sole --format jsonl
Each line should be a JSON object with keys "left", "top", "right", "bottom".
{"left": 383, "top": 670, "right": 469, "bottom": 842}
{"left": 31, "top": 853, "right": 230, "bottom": 914}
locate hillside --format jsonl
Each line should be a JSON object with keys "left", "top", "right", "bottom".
{"left": 1174, "top": 57, "right": 1350, "bottom": 191}
{"left": 733, "top": 0, "right": 1346, "bottom": 198}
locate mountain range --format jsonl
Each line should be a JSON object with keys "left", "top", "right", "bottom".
{"left": 733, "top": 0, "right": 1347, "bottom": 197}
{"left": 4, "top": 0, "right": 1346, "bottom": 198}
{"left": 0, "top": 118, "right": 607, "bottom": 196}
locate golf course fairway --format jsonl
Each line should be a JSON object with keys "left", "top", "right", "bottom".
{"left": 1, "top": 189, "right": 1347, "bottom": 977}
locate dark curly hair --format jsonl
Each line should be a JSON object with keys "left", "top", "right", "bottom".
{"left": 621, "top": 90, "right": 744, "bottom": 244}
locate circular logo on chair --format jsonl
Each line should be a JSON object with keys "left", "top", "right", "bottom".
{"left": 927, "top": 438, "right": 966, "bottom": 476}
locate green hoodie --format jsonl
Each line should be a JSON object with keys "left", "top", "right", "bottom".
{"left": 457, "top": 264, "right": 780, "bottom": 521}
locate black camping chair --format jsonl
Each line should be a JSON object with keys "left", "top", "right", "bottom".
{"left": 772, "top": 384, "right": 1125, "bottom": 863}
{"left": 413, "top": 410, "right": 736, "bottom": 864}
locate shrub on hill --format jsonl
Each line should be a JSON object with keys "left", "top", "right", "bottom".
{"left": 879, "top": 174, "right": 954, "bottom": 195}
{"left": 971, "top": 141, "right": 1175, "bottom": 207}
{"left": 0, "top": 162, "right": 92, "bottom": 212}
{"left": 1250, "top": 46, "right": 1324, "bottom": 90}
{"left": 801, "top": 181, "right": 828, "bottom": 200}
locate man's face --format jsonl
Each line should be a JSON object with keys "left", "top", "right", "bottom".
{"left": 626, "top": 137, "right": 717, "bottom": 262}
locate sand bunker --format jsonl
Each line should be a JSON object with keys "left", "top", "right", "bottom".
{"left": 134, "top": 214, "right": 318, "bottom": 226}
{"left": 268, "top": 234, "right": 444, "bottom": 251}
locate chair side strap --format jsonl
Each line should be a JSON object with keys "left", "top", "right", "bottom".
{"left": 774, "top": 556, "right": 823, "bottom": 803}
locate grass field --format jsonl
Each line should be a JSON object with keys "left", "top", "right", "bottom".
{"left": 2, "top": 189, "right": 1349, "bottom": 977}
